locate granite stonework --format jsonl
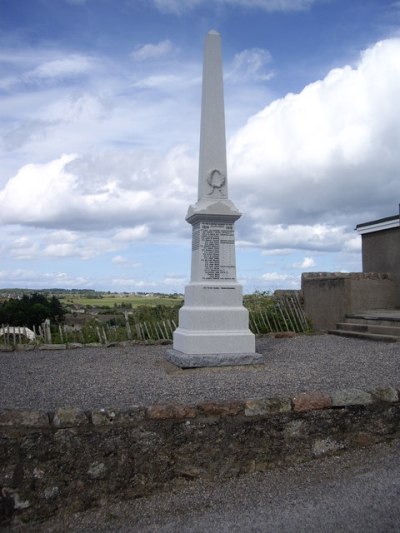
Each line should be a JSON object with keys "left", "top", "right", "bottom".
{"left": 1, "top": 385, "right": 400, "bottom": 525}
{"left": 165, "top": 349, "right": 264, "bottom": 368}
{"left": 170, "top": 31, "right": 257, "bottom": 367}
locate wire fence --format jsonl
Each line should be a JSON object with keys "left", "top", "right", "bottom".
{"left": 0, "top": 295, "right": 310, "bottom": 346}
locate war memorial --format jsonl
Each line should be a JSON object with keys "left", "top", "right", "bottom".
{"left": 166, "top": 30, "right": 262, "bottom": 368}
{"left": 1, "top": 31, "right": 400, "bottom": 528}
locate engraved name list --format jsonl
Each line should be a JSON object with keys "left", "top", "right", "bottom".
{"left": 192, "top": 222, "right": 236, "bottom": 280}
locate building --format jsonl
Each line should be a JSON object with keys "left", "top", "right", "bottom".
{"left": 356, "top": 211, "right": 400, "bottom": 307}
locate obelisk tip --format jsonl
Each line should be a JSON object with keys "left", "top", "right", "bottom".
{"left": 208, "top": 29, "right": 220, "bottom": 36}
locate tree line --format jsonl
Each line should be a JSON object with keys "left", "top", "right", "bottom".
{"left": 0, "top": 293, "right": 65, "bottom": 329}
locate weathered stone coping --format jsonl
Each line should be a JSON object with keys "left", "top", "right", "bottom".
{"left": 1, "top": 385, "right": 400, "bottom": 525}
{"left": 302, "top": 272, "right": 393, "bottom": 281}
{"left": 0, "top": 385, "right": 398, "bottom": 428}
{"left": 0, "top": 339, "right": 173, "bottom": 352}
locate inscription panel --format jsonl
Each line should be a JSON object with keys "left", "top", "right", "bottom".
{"left": 194, "top": 222, "right": 236, "bottom": 281}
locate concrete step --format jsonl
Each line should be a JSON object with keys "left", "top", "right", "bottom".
{"left": 328, "top": 329, "right": 398, "bottom": 343}
{"left": 336, "top": 322, "right": 400, "bottom": 337}
{"left": 336, "top": 323, "right": 368, "bottom": 332}
{"left": 345, "top": 314, "right": 400, "bottom": 328}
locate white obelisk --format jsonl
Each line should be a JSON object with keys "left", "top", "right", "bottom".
{"left": 166, "top": 30, "right": 261, "bottom": 368}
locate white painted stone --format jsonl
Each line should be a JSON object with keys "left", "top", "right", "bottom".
{"left": 198, "top": 30, "right": 228, "bottom": 201}
{"left": 169, "top": 31, "right": 259, "bottom": 366}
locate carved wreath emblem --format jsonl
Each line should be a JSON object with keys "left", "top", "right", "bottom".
{"left": 207, "top": 168, "right": 226, "bottom": 195}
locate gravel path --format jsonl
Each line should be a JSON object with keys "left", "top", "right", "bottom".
{"left": 1, "top": 334, "right": 400, "bottom": 410}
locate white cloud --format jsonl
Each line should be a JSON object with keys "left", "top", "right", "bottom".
{"left": 0, "top": 53, "right": 95, "bottom": 91}
{"left": 114, "top": 226, "right": 150, "bottom": 241}
{"left": 132, "top": 74, "right": 182, "bottom": 90}
{"left": 1, "top": 35, "right": 398, "bottom": 282}
{"left": 44, "top": 94, "right": 109, "bottom": 123}
{"left": 0, "top": 268, "right": 91, "bottom": 288}
{"left": 47, "top": 230, "right": 79, "bottom": 244}
{"left": 0, "top": 148, "right": 193, "bottom": 232}
{"left": 43, "top": 243, "right": 82, "bottom": 258}
{"left": 150, "top": 0, "right": 201, "bottom": 13}
{"left": 343, "top": 236, "right": 361, "bottom": 253}
{"left": 259, "top": 271, "right": 300, "bottom": 290}
{"left": 111, "top": 278, "right": 157, "bottom": 288}
{"left": 112, "top": 255, "right": 129, "bottom": 265}
{"left": 229, "top": 38, "right": 400, "bottom": 240}
{"left": 150, "top": 0, "right": 320, "bottom": 13}
{"left": 261, "top": 249, "right": 293, "bottom": 256}
{"left": 163, "top": 275, "right": 187, "bottom": 285}
{"left": 293, "top": 256, "right": 316, "bottom": 268}
{"left": 112, "top": 255, "right": 141, "bottom": 268}
{"left": 131, "top": 40, "right": 174, "bottom": 61}
{"left": 222, "top": 0, "right": 319, "bottom": 10}
{"left": 42, "top": 241, "right": 112, "bottom": 259}
{"left": 228, "top": 48, "right": 273, "bottom": 82}
{"left": 0, "top": 154, "right": 78, "bottom": 225}
{"left": 250, "top": 224, "right": 357, "bottom": 253}
{"left": 9, "top": 237, "right": 40, "bottom": 260}
{"left": 0, "top": 224, "right": 142, "bottom": 269}
{"left": 261, "top": 272, "right": 289, "bottom": 282}
{"left": 28, "top": 55, "right": 94, "bottom": 81}
{"left": 0, "top": 49, "right": 202, "bottom": 178}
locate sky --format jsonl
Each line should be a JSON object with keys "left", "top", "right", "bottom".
{"left": 0, "top": 0, "right": 399, "bottom": 293}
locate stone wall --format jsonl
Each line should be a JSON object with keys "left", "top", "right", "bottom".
{"left": 1, "top": 386, "right": 400, "bottom": 525}
{"left": 301, "top": 272, "right": 395, "bottom": 331}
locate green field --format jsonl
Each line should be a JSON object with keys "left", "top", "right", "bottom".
{"left": 59, "top": 294, "right": 183, "bottom": 308}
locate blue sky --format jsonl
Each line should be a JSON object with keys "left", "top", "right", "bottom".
{"left": 0, "top": 0, "right": 399, "bottom": 293}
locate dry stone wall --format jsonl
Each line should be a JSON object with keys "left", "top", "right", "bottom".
{"left": 1, "top": 385, "right": 400, "bottom": 525}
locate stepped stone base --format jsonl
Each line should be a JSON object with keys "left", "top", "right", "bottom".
{"left": 169, "top": 283, "right": 259, "bottom": 367}
{"left": 165, "top": 348, "right": 264, "bottom": 368}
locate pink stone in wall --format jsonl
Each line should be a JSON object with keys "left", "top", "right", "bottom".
{"left": 292, "top": 391, "right": 332, "bottom": 412}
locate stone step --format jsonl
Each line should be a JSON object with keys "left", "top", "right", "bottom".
{"left": 337, "top": 322, "right": 400, "bottom": 337}
{"left": 345, "top": 315, "right": 400, "bottom": 328}
{"left": 328, "top": 329, "right": 398, "bottom": 343}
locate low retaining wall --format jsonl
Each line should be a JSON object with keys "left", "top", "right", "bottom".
{"left": 302, "top": 272, "right": 395, "bottom": 331}
{"left": 1, "top": 385, "right": 400, "bottom": 525}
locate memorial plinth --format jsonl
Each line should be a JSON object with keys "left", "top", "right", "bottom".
{"left": 166, "top": 30, "right": 262, "bottom": 368}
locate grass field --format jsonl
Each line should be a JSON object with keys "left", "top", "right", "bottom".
{"left": 59, "top": 295, "right": 183, "bottom": 308}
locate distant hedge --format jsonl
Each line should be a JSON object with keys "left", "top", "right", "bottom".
{"left": 0, "top": 293, "right": 65, "bottom": 328}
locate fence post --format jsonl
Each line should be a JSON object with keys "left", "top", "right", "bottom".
{"left": 48, "top": 319, "right": 52, "bottom": 343}
{"left": 288, "top": 296, "right": 302, "bottom": 332}
{"left": 143, "top": 322, "right": 151, "bottom": 340}
{"left": 124, "top": 311, "right": 132, "bottom": 340}
{"left": 58, "top": 325, "right": 64, "bottom": 344}
{"left": 280, "top": 299, "right": 295, "bottom": 332}
{"left": 96, "top": 326, "right": 103, "bottom": 344}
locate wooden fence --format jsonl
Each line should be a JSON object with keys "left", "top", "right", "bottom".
{"left": 0, "top": 295, "right": 309, "bottom": 346}
{"left": 248, "top": 294, "right": 309, "bottom": 335}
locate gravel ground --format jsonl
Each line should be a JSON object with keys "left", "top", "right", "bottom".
{"left": 1, "top": 334, "right": 400, "bottom": 409}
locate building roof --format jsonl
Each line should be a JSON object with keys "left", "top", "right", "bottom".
{"left": 356, "top": 213, "right": 400, "bottom": 235}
